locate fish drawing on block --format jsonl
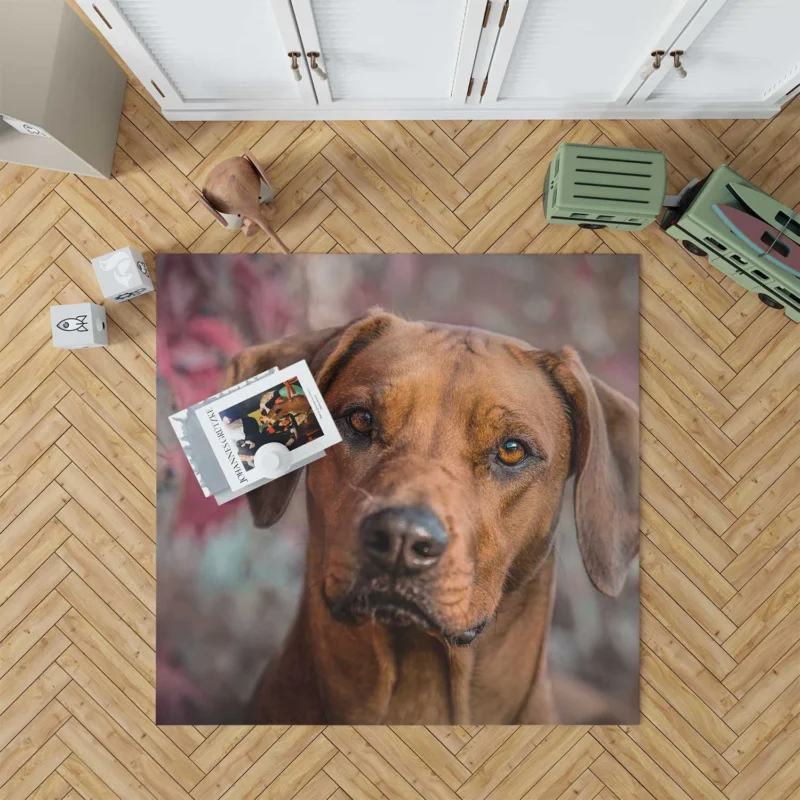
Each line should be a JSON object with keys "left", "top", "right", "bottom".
{"left": 712, "top": 204, "right": 800, "bottom": 277}
{"left": 57, "top": 315, "right": 89, "bottom": 332}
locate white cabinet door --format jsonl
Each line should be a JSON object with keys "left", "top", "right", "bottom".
{"left": 289, "top": 0, "right": 486, "bottom": 109}
{"left": 634, "top": 0, "right": 800, "bottom": 110}
{"left": 75, "top": 0, "right": 316, "bottom": 112}
{"left": 479, "top": 0, "right": 706, "bottom": 112}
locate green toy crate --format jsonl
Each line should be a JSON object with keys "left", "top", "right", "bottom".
{"left": 660, "top": 164, "right": 800, "bottom": 322}
{"left": 544, "top": 143, "right": 667, "bottom": 231}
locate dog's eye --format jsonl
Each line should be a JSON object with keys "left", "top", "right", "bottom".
{"left": 497, "top": 440, "right": 527, "bottom": 466}
{"left": 347, "top": 409, "right": 374, "bottom": 436}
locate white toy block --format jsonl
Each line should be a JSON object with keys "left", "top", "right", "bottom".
{"left": 91, "top": 246, "right": 154, "bottom": 302}
{"left": 50, "top": 303, "right": 107, "bottom": 349}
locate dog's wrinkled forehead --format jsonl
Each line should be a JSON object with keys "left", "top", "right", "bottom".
{"left": 320, "top": 317, "right": 567, "bottom": 449}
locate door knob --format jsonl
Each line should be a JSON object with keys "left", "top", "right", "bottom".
{"left": 307, "top": 52, "right": 328, "bottom": 81}
{"left": 641, "top": 51, "right": 665, "bottom": 81}
{"left": 670, "top": 50, "right": 687, "bottom": 79}
{"left": 288, "top": 52, "right": 302, "bottom": 81}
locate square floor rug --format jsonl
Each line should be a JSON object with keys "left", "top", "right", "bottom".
{"left": 155, "top": 253, "right": 639, "bottom": 725}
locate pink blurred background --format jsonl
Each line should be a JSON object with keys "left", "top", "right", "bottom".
{"left": 156, "top": 253, "right": 639, "bottom": 724}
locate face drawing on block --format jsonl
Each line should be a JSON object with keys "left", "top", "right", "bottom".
{"left": 57, "top": 315, "right": 89, "bottom": 333}
{"left": 101, "top": 251, "right": 135, "bottom": 287}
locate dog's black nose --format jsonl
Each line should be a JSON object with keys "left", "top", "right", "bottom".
{"left": 361, "top": 506, "right": 448, "bottom": 574}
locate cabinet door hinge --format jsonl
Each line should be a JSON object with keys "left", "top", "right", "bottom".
{"left": 482, "top": 0, "right": 492, "bottom": 27}
{"left": 480, "top": 76, "right": 489, "bottom": 97}
{"left": 467, "top": 77, "right": 475, "bottom": 97}
{"left": 499, "top": 0, "right": 509, "bottom": 27}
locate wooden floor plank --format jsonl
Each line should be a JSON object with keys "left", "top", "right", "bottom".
{"left": 111, "top": 147, "right": 203, "bottom": 249}
{"left": 641, "top": 500, "right": 736, "bottom": 608}
{"left": 56, "top": 681, "right": 191, "bottom": 800}
{"left": 453, "top": 121, "right": 539, "bottom": 193}
{"left": 58, "top": 645, "right": 203, "bottom": 788}
{"left": 187, "top": 122, "right": 238, "bottom": 158}
{"left": 400, "top": 121, "right": 470, "bottom": 175}
{"left": 262, "top": 122, "right": 335, "bottom": 191}
{"left": 116, "top": 116, "right": 200, "bottom": 212}
{"left": 641, "top": 320, "right": 736, "bottom": 427}
{"left": 640, "top": 644, "right": 737, "bottom": 752}
{"left": 640, "top": 680, "right": 737, "bottom": 790}
{"left": 56, "top": 571, "right": 155, "bottom": 684}
{"left": 724, "top": 565, "right": 800, "bottom": 663}
{"left": 0, "top": 697, "right": 71, "bottom": 789}
{"left": 0, "top": 229, "right": 68, "bottom": 316}
{"left": 0, "top": 170, "right": 65, "bottom": 243}
{"left": 454, "top": 121, "right": 506, "bottom": 156}
{"left": 55, "top": 427, "right": 154, "bottom": 536}
{"left": 455, "top": 120, "right": 580, "bottom": 231}
{"left": 0, "top": 193, "right": 70, "bottom": 279}
{"left": 641, "top": 392, "right": 735, "bottom": 499}
{"left": 722, "top": 460, "right": 800, "bottom": 553}
{"left": 329, "top": 122, "right": 468, "bottom": 246}
{"left": 365, "top": 120, "right": 469, "bottom": 210}
{"left": 640, "top": 356, "right": 736, "bottom": 463}
{"left": 722, "top": 493, "right": 800, "bottom": 590}
{"left": 0, "top": 163, "right": 36, "bottom": 206}
{"left": 121, "top": 85, "right": 202, "bottom": 176}
{"left": 595, "top": 723, "right": 716, "bottom": 800}
{"left": 0, "top": 264, "right": 69, "bottom": 352}
{"left": 56, "top": 720, "right": 157, "bottom": 800}
{"left": 322, "top": 137, "right": 451, "bottom": 253}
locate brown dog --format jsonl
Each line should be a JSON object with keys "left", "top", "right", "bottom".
{"left": 224, "top": 310, "right": 639, "bottom": 724}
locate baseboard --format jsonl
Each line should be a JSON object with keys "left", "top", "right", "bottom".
{"left": 163, "top": 103, "right": 781, "bottom": 122}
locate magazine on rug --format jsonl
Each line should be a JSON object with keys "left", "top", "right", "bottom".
{"left": 169, "top": 359, "right": 341, "bottom": 504}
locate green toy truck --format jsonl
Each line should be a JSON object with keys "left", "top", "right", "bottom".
{"left": 544, "top": 143, "right": 800, "bottom": 322}
{"left": 659, "top": 165, "right": 800, "bottom": 323}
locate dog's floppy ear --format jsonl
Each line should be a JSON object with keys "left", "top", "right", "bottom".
{"left": 223, "top": 326, "right": 344, "bottom": 528}
{"left": 224, "top": 310, "right": 397, "bottom": 528}
{"left": 544, "top": 348, "right": 639, "bottom": 596}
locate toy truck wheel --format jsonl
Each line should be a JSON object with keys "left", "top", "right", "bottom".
{"left": 578, "top": 223, "right": 606, "bottom": 229}
{"left": 758, "top": 293, "right": 784, "bottom": 310}
{"left": 682, "top": 240, "right": 707, "bottom": 257}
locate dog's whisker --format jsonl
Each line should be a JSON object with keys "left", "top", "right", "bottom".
{"left": 436, "top": 581, "right": 475, "bottom": 593}
{"left": 439, "top": 567, "right": 475, "bottom": 579}
{"left": 435, "top": 599, "right": 471, "bottom": 610}
{"left": 304, "top": 578, "right": 326, "bottom": 594}
{"left": 345, "top": 481, "right": 379, "bottom": 505}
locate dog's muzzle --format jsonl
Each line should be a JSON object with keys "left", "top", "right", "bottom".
{"left": 324, "top": 506, "right": 488, "bottom": 646}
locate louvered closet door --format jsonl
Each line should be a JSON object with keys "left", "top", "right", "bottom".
{"left": 640, "top": 0, "right": 800, "bottom": 107}
{"left": 289, "top": 0, "right": 486, "bottom": 107}
{"left": 76, "top": 0, "right": 315, "bottom": 111}
{"left": 480, "top": 0, "right": 704, "bottom": 108}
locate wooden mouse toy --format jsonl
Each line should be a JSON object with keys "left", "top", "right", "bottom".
{"left": 197, "top": 150, "right": 289, "bottom": 253}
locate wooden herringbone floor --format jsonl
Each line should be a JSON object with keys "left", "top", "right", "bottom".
{"left": 3, "top": 61, "right": 800, "bottom": 799}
